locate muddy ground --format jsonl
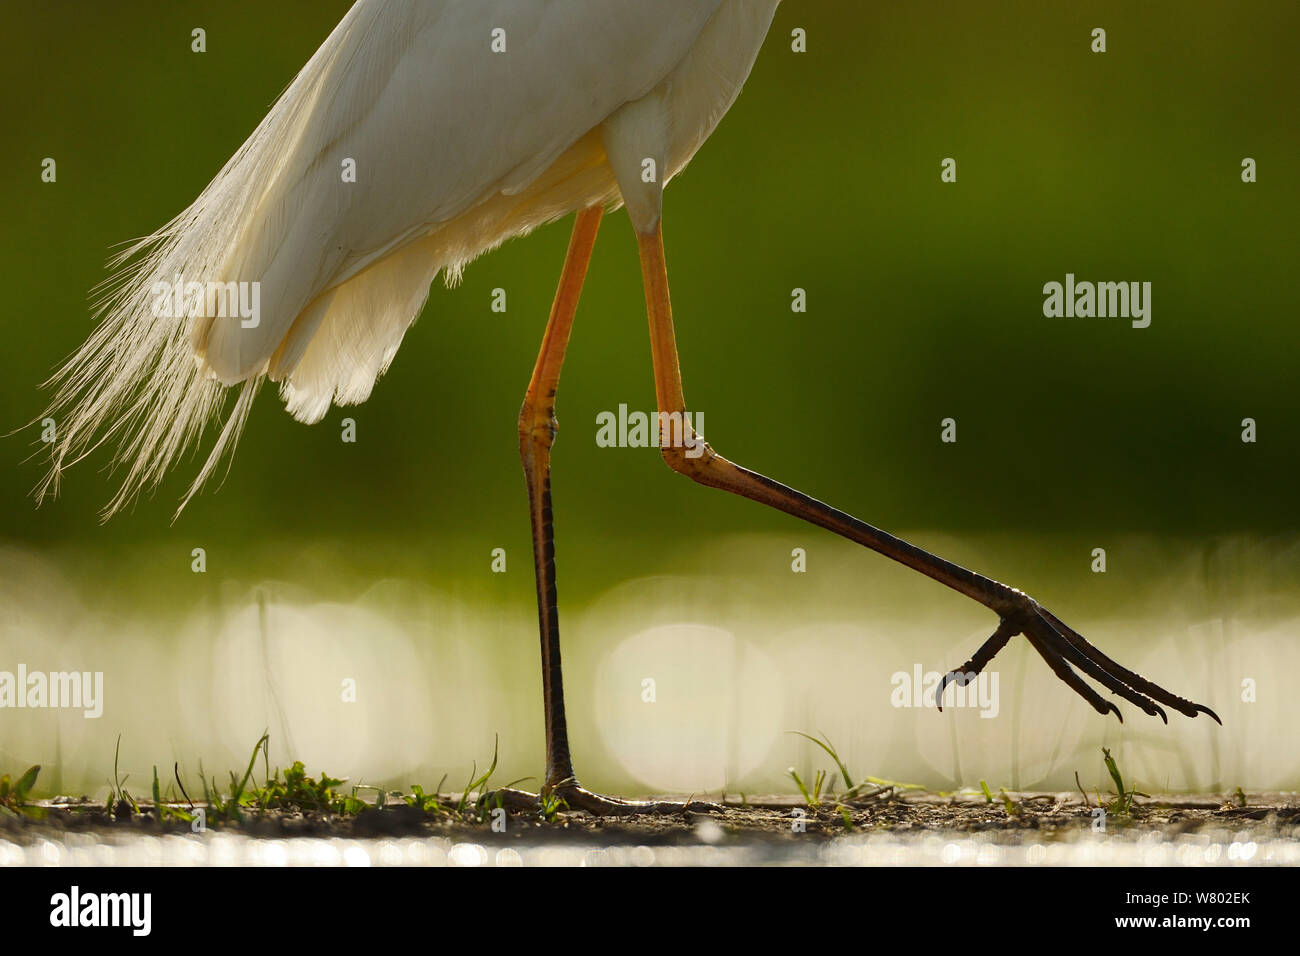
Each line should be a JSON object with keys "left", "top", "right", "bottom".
{"left": 5, "top": 790, "right": 1297, "bottom": 847}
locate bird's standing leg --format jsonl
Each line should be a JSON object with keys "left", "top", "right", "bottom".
{"left": 632, "top": 222, "right": 1219, "bottom": 725}
{"left": 518, "top": 206, "right": 602, "bottom": 795}
{"left": 489, "top": 206, "right": 717, "bottom": 817}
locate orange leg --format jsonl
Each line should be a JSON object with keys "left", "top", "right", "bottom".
{"left": 518, "top": 205, "right": 602, "bottom": 789}
{"left": 508, "top": 207, "right": 720, "bottom": 816}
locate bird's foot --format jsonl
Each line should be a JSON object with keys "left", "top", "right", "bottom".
{"left": 939, "top": 590, "right": 1221, "bottom": 724}
{"left": 554, "top": 780, "right": 722, "bottom": 817}
{"left": 482, "top": 780, "right": 721, "bottom": 818}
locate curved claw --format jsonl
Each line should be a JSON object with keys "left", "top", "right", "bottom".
{"left": 1035, "top": 607, "right": 1221, "bottom": 724}
{"left": 1194, "top": 703, "right": 1223, "bottom": 725}
{"left": 1027, "top": 613, "right": 1168, "bottom": 723}
{"left": 937, "top": 618, "right": 1016, "bottom": 711}
{"left": 938, "top": 598, "right": 1220, "bottom": 726}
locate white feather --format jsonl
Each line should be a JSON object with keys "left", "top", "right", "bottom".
{"left": 38, "top": 0, "right": 778, "bottom": 518}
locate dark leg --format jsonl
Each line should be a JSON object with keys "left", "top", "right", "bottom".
{"left": 517, "top": 206, "right": 603, "bottom": 791}
{"left": 632, "top": 222, "right": 1219, "bottom": 726}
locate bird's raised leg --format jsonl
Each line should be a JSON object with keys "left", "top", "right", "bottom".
{"left": 492, "top": 206, "right": 717, "bottom": 818}
{"left": 632, "top": 222, "right": 1220, "bottom": 726}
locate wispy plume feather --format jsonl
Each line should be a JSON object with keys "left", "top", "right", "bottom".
{"left": 33, "top": 11, "right": 359, "bottom": 521}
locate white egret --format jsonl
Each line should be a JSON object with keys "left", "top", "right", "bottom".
{"left": 39, "top": 0, "right": 1217, "bottom": 814}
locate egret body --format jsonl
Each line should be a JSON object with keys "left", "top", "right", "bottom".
{"left": 40, "top": 0, "right": 1216, "bottom": 813}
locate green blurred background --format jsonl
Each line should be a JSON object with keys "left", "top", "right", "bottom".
{"left": 1, "top": 1, "right": 1296, "bottom": 798}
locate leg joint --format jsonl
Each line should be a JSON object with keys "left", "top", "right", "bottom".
{"left": 661, "top": 431, "right": 721, "bottom": 484}
{"left": 518, "top": 397, "right": 557, "bottom": 455}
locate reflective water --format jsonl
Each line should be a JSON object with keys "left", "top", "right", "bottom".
{"left": 5, "top": 826, "right": 1297, "bottom": 867}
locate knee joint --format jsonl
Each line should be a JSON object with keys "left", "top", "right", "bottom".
{"left": 661, "top": 435, "right": 717, "bottom": 482}
{"left": 518, "top": 401, "right": 557, "bottom": 454}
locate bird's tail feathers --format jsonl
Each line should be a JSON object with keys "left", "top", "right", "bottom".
{"left": 33, "top": 23, "right": 349, "bottom": 521}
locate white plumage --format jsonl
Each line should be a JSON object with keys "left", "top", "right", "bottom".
{"left": 40, "top": 0, "right": 779, "bottom": 516}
